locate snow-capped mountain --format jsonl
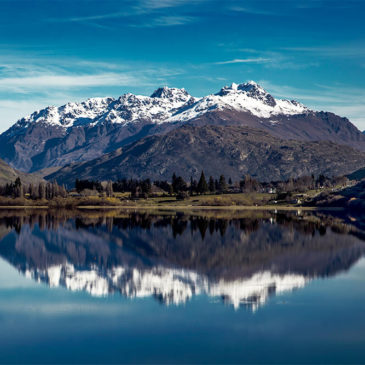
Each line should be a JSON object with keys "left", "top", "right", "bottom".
{"left": 13, "top": 87, "right": 196, "bottom": 130}
{"left": 1, "top": 81, "right": 365, "bottom": 172}
{"left": 11, "top": 82, "right": 305, "bottom": 130}
{"left": 168, "top": 81, "right": 308, "bottom": 122}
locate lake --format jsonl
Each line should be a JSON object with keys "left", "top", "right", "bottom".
{"left": 0, "top": 209, "right": 365, "bottom": 364}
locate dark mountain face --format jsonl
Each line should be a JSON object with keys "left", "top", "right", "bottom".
{"left": 47, "top": 125, "right": 365, "bottom": 185}
{"left": 348, "top": 167, "right": 365, "bottom": 181}
{"left": 189, "top": 110, "right": 365, "bottom": 151}
{"left": 1, "top": 82, "right": 365, "bottom": 173}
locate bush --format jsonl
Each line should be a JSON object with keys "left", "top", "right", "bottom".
{"left": 176, "top": 191, "right": 189, "bottom": 200}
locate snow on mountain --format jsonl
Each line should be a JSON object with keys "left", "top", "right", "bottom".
{"left": 108, "top": 87, "right": 195, "bottom": 124}
{"left": 25, "top": 262, "right": 307, "bottom": 311}
{"left": 15, "top": 97, "right": 115, "bottom": 130}
{"left": 13, "top": 87, "right": 195, "bottom": 130}
{"left": 168, "top": 81, "right": 309, "bottom": 122}
{"left": 11, "top": 82, "right": 309, "bottom": 131}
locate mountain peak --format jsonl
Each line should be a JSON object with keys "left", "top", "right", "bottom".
{"left": 237, "top": 80, "right": 266, "bottom": 92}
{"left": 150, "top": 86, "right": 190, "bottom": 100}
{"left": 216, "top": 81, "right": 276, "bottom": 107}
{"left": 217, "top": 80, "right": 267, "bottom": 95}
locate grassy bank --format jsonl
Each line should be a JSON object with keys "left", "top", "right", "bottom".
{"left": 0, "top": 191, "right": 335, "bottom": 210}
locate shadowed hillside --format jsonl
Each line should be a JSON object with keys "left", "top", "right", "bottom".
{"left": 47, "top": 125, "right": 365, "bottom": 185}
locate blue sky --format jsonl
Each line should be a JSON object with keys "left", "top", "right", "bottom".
{"left": 0, "top": 0, "right": 365, "bottom": 131}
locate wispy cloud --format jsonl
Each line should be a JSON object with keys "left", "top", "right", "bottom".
{"left": 228, "top": 5, "right": 277, "bottom": 16}
{"left": 0, "top": 57, "right": 183, "bottom": 92}
{"left": 47, "top": 0, "right": 203, "bottom": 28}
{"left": 52, "top": 11, "right": 130, "bottom": 23}
{"left": 137, "top": 0, "right": 205, "bottom": 9}
{"left": 0, "top": 57, "right": 184, "bottom": 131}
{"left": 213, "top": 46, "right": 319, "bottom": 70}
{"left": 0, "top": 73, "right": 146, "bottom": 93}
{"left": 282, "top": 44, "right": 365, "bottom": 58}
{"left": 135, "top": 15, "right": 196, "bottom": 27}
{"left": 227, "top": 0, "right": 362, "bottom": 15}
{"left": 215, "top": 58, "right": 271, "bottom": 65}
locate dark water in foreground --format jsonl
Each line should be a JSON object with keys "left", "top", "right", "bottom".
{"left": 0, "top": 210, "right": 365, "bottom": 364}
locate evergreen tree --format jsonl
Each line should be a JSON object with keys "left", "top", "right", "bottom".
{"left": 18, "top": 184, "right": 24, "bottom": 199}
{"left": 191, "top": 178, "right": 198, "bottom": 195}
{"left": 197, "top": 171, "right": 208, "bottom": 194}
{"left": 4, "top": 183, "right": 12, "bottom": 196}
{"left": 208, "top": 176, "right": 215, "bottom": 193}
{"left": 13, "top": 177, "right": 23, "bottom": 198}
{"left": 29, "top": 184, "right": 38, "bottom": 199}
{"left": 190, "top": 176, "right": 194, "bottom": 196}
{"left": 140, "top": 179, "right": 151, "bottom": 196}
{"left": 218, "top": 175, "right": 227, "bottom": 193}
{"left": 45, "top": 182, "right": 51, "bottom": 199}
{"left": 172, "top": 173, "right": 177, "bottom": 192}
{"left": 172, "top": 174, "right": 187, "bottom": 194}
{"left": 14, "top": 177, "right": 21, "bottom": 189}
{"left": 39, "top": 183, "right": 46, "bottom": 200}
{"left": 215, "top": 179, "right": 219, "bottom": 191}
{"left": 317, "top": 174, "right": 326, "bottom": 187}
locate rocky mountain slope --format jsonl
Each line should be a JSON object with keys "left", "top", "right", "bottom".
{"left": 47, "top": 125, "right": 365, "bottom": 185}
{"left": 2, "top": 82, "right": 365, "bottom": 172}
{"left": 0, "top": 159, "right": 42, "bottom": 185}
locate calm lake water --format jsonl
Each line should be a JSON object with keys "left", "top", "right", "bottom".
{"left": 0, "top": 209, "right": 365, "bottom": 364}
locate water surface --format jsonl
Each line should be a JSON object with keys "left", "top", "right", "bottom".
{"left": 0, "top": 210, "right": 365, "bottom": 364}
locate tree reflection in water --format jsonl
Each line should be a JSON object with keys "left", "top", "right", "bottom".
{"left": 0, "top": 210, "right": 364, "bottom": 310}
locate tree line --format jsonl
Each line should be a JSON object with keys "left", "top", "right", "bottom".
{"left": 0, "top": 178, "right": 67, "bottom": 199}
{"left": 0, "top": 172, "right": 349, "bottom": 201}
{"left": 93, "top": 172, "right": 349, "bottom": 198}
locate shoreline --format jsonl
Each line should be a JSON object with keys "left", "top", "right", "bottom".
{"left": 0, "top": 205, "right": 345, "bottom": 211}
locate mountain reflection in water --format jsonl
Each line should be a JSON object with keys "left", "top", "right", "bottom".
{"left": 0, "top": 210, "right": 364, "bottom": 311}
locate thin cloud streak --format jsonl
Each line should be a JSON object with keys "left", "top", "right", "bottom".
{"left": 0, "top": 57, "right": 185, "bottom": 94}
{"left": 0, "top": 74, "right": 146, "bottom": 93}
{"left": 51, "top": 11, "right": 131, "bottom": 23}
{"left": 0, "top": 56, "right": 185, "bottom": 130}
{"left": 215, "top": 58, "right": 271, "bottom": 65}
{"left": 282, "top": 45, "right": 365, "bottom": 58}
{"left": 47, "top": 0, "right": 204, "bottom": 28}
{"left": 135, "top": 15, "right": 197, "bottom": 27}
{"left": 137, "top": 0, "right": 205, "bottom": 9}
{"left": 228, "top": 5, "right": 277, "bottom": 16}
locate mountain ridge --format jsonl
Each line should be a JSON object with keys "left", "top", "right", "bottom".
{"left": 2, "top": 81, "right": 365, "bottom": 173}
